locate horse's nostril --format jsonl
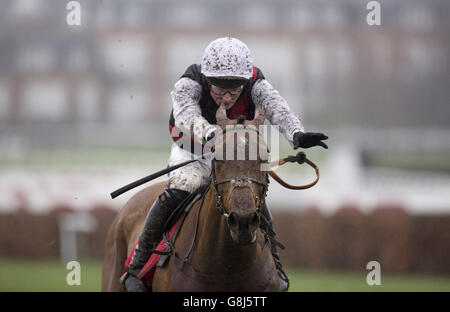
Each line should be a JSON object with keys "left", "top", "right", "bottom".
{"left": 228, "top": 212, "right": 259, "bottom": 236}
{"left": 250, "top": 212, "right": 260, "bottom": 229}
{"left": 227, "top": 212, "right": 238, "bottom": 230}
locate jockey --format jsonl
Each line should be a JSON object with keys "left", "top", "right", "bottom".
{"left": 121, "top": 37, "right": 328, "bottom": 292}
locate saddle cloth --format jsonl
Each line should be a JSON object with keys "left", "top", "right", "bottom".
{"left": 123, "top": 184, "right": 209, "bottom": 285}
{"left": 124, "top": 218, "right": 180, "bottom": 283}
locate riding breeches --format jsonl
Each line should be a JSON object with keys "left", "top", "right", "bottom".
{"left": 166, "top": 143, "right": 212, "bottom": 193}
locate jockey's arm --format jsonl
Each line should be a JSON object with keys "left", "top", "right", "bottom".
{"left": 251, "top": 79, "right": 305, "bottom": 148}
{"left": 171, "top": 77, "right": 218, "bottom": 143}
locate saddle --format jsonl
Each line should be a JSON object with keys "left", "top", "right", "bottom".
{"left": 123, "top": 184, "right": 209, "bottom": 284}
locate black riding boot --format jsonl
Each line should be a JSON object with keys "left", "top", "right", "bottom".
{"left": 260, "top": 200, "right": 290, "bottom": 292}
{"left": 121, "top": 188, "right": 189, "bottom": 292}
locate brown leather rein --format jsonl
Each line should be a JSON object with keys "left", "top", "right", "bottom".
{"left": 214, "top": 126, "right": 320, "bottom": 191}
{"left": 268, "top": 152, "right": 320, "bottom": 190}
{"left": 110, "top": 131, "right": 320, "bottom": 199}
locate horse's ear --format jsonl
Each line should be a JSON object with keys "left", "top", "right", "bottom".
{"left": 253, "top": 106, "right": 265, "bottom": 126}
{"left": 216, "top": 104, "right": 229, "bottom": 129}
{"left": 245, "top": 106, "right": 265, "bottom": 127}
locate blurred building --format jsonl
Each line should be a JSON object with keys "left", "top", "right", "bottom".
{"left": 0, "top": 0, "right": 449, "bottom": 215}
{"left": 0, "top": 0, "right": 449, "bottom": 136}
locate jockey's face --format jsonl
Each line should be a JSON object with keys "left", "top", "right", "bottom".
{"left": 210, "top": 84, "right": 244, "bottom": 110}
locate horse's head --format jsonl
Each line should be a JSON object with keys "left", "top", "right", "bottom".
{"left": 211, "top": 105, "right": 269, "bottom": 245}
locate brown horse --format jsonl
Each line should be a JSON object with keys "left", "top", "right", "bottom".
{"left": 102, "top": 106, "right": 280, "bottom": 291}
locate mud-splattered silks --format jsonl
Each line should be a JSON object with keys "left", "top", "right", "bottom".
{"left": 167, "top": 77, "right": 304, "bottom": 192}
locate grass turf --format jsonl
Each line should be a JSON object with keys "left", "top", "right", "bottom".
{"left": 0, "top": 258, "right": 449, "bottom": 292}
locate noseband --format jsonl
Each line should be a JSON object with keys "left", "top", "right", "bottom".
{"left": 210, "top": 126, "right": 269, "bottom": 218}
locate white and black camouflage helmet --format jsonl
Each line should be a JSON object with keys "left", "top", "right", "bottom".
{"left": 201, "top": 37, "right": 254, "bottom": 80}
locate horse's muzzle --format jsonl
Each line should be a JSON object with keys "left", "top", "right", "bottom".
{"left": 227, "top": 211, "right": 260, "bottom": 245}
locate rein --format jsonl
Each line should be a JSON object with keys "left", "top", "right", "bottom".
{"left": 210, "top": 152, "right": 319, "bottom": 217}
{"left": 269, "top": 152, "right": 320, "bottom": 190}
{"left": 110, "top": 128, "right": 320, "bottom": 199}
{"left": 210, "top": 127, "right": 320, "bottom": 218}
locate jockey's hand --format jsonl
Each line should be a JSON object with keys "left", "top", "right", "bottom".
{"left": 203, "top": 127, "right": 219, "bottom": 145}
{"left": 293, "top": 131, "right": 328, "bottom": 149}
{"left": 205, "top": 131, "right": 216, "bottom": 144}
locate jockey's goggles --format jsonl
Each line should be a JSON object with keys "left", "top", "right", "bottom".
{"left": 205, "top": 76, "right": 248, "bottom": 89}
{"left": 209, "top": 84, "right": 244, "bottom": 96}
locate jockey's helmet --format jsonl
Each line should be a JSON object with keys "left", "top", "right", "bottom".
{"left": 201, "top": 37, "right": 253, "bottom": 89}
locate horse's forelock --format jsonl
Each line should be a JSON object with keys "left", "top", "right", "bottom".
{"left": 214, "top": 127, "right": 268, "bottom": 162}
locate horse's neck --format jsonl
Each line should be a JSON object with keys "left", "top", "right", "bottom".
{"left": 190, "top": 186, "right": 264, "bottom": 275}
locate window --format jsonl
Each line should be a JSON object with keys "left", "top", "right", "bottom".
{"left": 290, "top": 6, "right": 315, "bottom": 30}
{"left": 122, "top": 5, "right": 147, "bottom": 28}
{"left": 17, "top": 45, "right": 55, "bottom": 72}
{"left": 10, "top": 0, "right": 43, "bottom": 17}
{"left": 323, "top": 6, "right": 345, "bottom": 29}
{"left": 166, "top": 5, "right": 209, "bottom": 29}
{"left": 399, "top": 6, "right": 434, "bottom": 31}
{"left": 22, "top": 79, "right": 68, "bottom": 121}
{"left": 241, "top": 5, "right": 275, "bottom": 30}
{"left": 305, "top": 41, "right": 326, "bottom": 80}
{"left": 402, "top": 41, "right": 444, "bottom": 81}
{"left": 108, "top": 86, "right": 149, "bottom": 122}
{"left": 0, "top": 79, "right": 10, "bottom": 120}
{"left": 100, "top": 37, "right": 149, "bottom": 77}
{"left": 335, "top": 41, "right": 353, "bottom": 78}
{"left": 96, "top": 4, "right": 117, "bottom": 29}
{"left": 77, "top": 80, "right": 100, "bottom": 121}
{"left": 372, "top": 37, "right": 391, "bottom": 78}
{"left": 67, "top": 47, "right": 89, "bottom": 72}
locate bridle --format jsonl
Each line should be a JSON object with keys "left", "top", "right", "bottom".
{"left": 212, "top": 159, "right": 268, "bottom": 218}
{"left": 210, "top": 126, "right": 269, "bottom": 218}
{"left": 181, "top": 126, "right": 269, "bottom": 262}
